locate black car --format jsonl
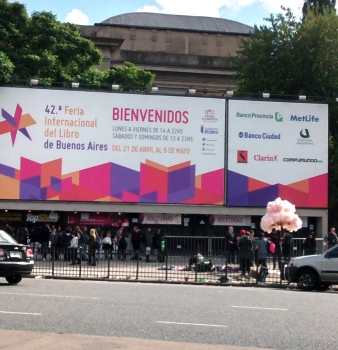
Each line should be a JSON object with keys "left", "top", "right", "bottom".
{"left": 0, "top": 230, "right": 34, "bottom": 284}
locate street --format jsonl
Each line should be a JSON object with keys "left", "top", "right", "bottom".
{"left": 0, "top": 278, "right": 337, "bottom": 349}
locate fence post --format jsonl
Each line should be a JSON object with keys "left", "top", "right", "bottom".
{"left": 79, "top": 247, "right": 82, "bottom": 278}
{"left": 107, "top": 248, "right": 110, "bottom": 279}
{"left": 136, "top": 250, "right": 139, "bottom": 280}
{"left": 165, "top": 236, "right": 168, "bottom": 281}
{"left": 51, "top": 246, "right": 55, "bottom": 277}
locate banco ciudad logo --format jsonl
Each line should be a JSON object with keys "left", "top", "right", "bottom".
{"left": 0, "top": 103, "right": 36, "bottom": 145}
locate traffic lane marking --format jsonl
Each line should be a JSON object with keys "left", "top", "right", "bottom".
{"left": 0, "top": 292, "right": 101, "bottom": 299}
{"left": 158, "top": 321, "right": 228, "bottom": 328}
{"left": 231, "top": 306, "right": 287, "bottom": 311}
{"left": 0, "top": 311, "right": 41, "bottom": 315}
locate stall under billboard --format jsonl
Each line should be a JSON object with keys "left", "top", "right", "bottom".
{"left": 0, "top": 87, "right": 225, "bottom": 205}
{"left": 227, "top": 100, "right": 328, "bottom": 208}
{"left": 209, "top": 215, "right": 251, "bottom": 226}
{"left": 139, "top": 214, "right": 182, "bottom": 225}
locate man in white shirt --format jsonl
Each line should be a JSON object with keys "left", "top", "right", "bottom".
{"left": 68, "top": 232, "right": 79, "bottom": 265}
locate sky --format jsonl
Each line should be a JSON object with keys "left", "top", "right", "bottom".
{"left": 8, "top": 0, "right": 316, "bottom": 28}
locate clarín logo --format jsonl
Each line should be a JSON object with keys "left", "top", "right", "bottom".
{"left": 0, "top": 104, "right": 36, "bottom": 145}
{"left": 237, "top": 150, "right": 248, "bottom": 163}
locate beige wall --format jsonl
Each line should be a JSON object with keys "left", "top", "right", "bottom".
{"left": 80, "top": 24, "right": 246, "bottom": 92}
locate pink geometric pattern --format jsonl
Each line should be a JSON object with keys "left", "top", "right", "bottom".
{"left": 0, "top": 157, "right": 224, "bottom": 205}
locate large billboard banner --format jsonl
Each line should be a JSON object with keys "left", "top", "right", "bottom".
{"left": 227, "top": 100, "right": 328, "bottom": 208}
{"left": 0, "top": 87, "right": 225, "bottom": 205}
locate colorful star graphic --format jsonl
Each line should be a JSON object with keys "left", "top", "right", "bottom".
{"left": 0, "top": 104, "right": 36, "bottom": 145}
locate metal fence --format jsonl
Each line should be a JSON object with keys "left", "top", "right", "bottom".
{"left": 29, "top": 236, "right": 326, "bottom": 285}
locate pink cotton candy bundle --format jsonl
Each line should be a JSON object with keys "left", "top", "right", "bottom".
{"left": 260, "top": 197, "right": 302, "bottom": 233}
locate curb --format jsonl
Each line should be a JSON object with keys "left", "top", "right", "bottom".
{"left": 25, "top": 274, "right": 290, "bottom": 289}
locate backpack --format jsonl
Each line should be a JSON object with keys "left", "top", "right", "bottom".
{"left": 94, "top": 238, "right": 101, "bottom": 249}
{"left": 267, "top": 240, "right": 275, "bottom": 254}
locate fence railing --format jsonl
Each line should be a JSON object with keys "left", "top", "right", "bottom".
{"left": 29, "top": 237, "right": 326, "bottom": 285}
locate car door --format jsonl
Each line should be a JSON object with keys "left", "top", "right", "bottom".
{"left": 320, "top": 246, "right": 338, "bottom": 282}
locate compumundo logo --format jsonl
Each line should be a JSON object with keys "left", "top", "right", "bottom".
{"left": 0, "top": 104, "right": 36, "bottom": 145}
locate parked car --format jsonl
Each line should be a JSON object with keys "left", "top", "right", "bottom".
{"left": 0, "top": 230, "right": 34, "bottom": 284}
{"left": 285, "top": 244, "right": 338, "bottom": 291}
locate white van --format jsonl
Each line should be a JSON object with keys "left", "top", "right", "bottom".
{"left": 285, "top": 244, "right": 338, "bottom": 290}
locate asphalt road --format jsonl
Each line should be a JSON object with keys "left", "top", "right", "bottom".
{"left": 0, "top": 278, "right": 337, "bottom": 350}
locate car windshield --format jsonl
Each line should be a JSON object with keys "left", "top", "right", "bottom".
{"left": 0, "top": 230, "right": 18, "bottom": 244}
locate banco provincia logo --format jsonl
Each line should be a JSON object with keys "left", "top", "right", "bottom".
{"left": 236, "top": 111, "right": 283, "bottom": 122}
{"left": 0, "top": 104, "right": 36, "bottom": 145}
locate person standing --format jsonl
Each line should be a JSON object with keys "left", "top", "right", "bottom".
{"left": 49, "top": 226, "right": 58, "bottom": 260}
{"left": 88, "top": 228, "right": 98, "bottom": 266}
{"left": 68, "top": 232, "right": 78, "bottom": 265}
{"left": 324, "top": 227, "right": 338, "bottom": 249}
{"left": 303, "top": 232, "right": 317, "bottom": 255}
{"left": 270, "top": 228, "right": 281, "bottom": 270}
{"left": 282, "top": 230, "right": 293, "bottom": 261}
{"left": 30, "top": 226, "right": 41, "bottom": 261}
{"left": 255, "top": 232, "right": 269, "bottom": 268}
{"left": 238, "top": 230, "right": 254, "bottom": 277}
{"left": 145, "top": 227, "right": 153, "bottom": 262}
{"left": 102, "top": 231, "right": 112, "bottom": 259}
{"left": 131, "top": 226, "right": 142, "bottom": 260}
{"left": 40, "top": 223, "right": 51, "bottom": 261}
{"left": 118, "top": 227, "right": 129, "bottom": 261}
{"left": 225, "top": 226, "right": 236, "bottom": 264}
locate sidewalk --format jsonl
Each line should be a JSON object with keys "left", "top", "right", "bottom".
{"left": 0, "top": 329, "right": 272, "bottom": 350}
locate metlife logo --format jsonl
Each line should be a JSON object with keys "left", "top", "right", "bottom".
{"left": 236, "top": 111, "right": 283, "bottom": 122}
{"left": 238, "top": 131, "right": 281, "bottom": 140}
{"left": 290, "top": 115, "right": 319, "bottom": 122}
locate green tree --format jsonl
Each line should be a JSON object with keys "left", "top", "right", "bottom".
{"left": 0, "top": 1, "right": 155, "bottom": 90}
{"left": 234, "top": 7, "right": 338, "bottom": 224}
{"left": 302, "top": 0, "right": 336, "bottom": 16}
{"left": 102, "top": 62, "right": 155, "bottom": 91}
{"left": 0, "top": 3, "right": 103, "bottom": 85}
{"left": 0, "top": 51, "right": 14, "bottom": 84}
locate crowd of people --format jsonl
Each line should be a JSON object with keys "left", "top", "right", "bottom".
{"left": 1, "top": 223, "right": 337, "bottom": 274}
{"left": 0, "top": 223, "right": 166, "bottom": 265}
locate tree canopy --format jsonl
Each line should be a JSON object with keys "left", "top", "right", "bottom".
{"left": 302, "top": 0, "right": 336, "bottom": 16}
{"left": 0, "top": 0, "right": 155, "bottom": 90}
{"left": 234, "top": 6, "right": 338, "bottom": 224}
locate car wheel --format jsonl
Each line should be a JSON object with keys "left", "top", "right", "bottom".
{"left": 5, "top": 275, "right": 23, "bottom": 285}
{"left": 296, "top": 269, "right": 318, "bottom": 290}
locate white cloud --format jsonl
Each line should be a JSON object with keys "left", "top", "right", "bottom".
{"left": 135, "top": 0, "right": 328, "bottom": 19}
{"left": 65, "top": 9, "right": 89, "bottom": 25}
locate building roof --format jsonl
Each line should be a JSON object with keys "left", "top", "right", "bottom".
{"left": 99, "top": 12, "right": 253, "bottom": 35}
